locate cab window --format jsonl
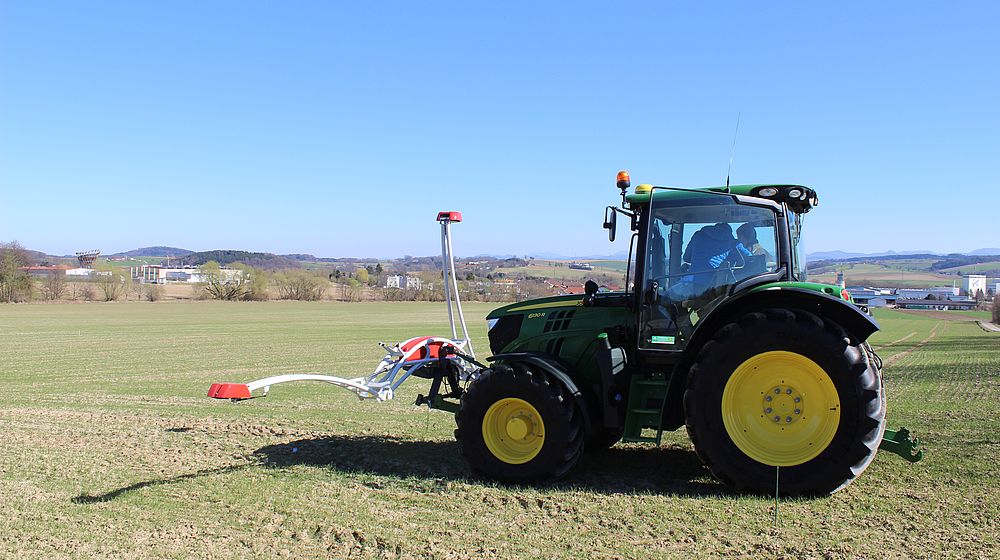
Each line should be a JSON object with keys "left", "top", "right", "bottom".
{"left": 639, "top": 195, "right": 779, "bottom": 351}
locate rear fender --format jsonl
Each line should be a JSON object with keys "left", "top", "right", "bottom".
{"left": 692, "top": 287, "right": 880, "bottom": 348}
{"left": 660, "top": 287, "right": 880, "bottom": 431}
{"left": 487, "top": 352, "right": 594, "bottom": 436}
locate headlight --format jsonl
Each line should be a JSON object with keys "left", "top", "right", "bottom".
{"left": 787, "top": 188, "right": 802, "bottom": 199}
{"left": 758, "top": 187, "right": 778, "bottom": 197}
{"left": 486, "top": 318, "right": 499, "bottom": 331}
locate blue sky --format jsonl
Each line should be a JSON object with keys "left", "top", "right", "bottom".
{"left": 1, "top": 2, "right": 997, "bottom": 258}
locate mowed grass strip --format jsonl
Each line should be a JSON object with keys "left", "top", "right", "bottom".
{"left": 0, "top": 301, "right": 997, "bottom": 558}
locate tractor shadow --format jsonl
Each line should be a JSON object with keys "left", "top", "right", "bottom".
{"left": 252, "top": 434, "right": 727, "bottom": 497}
{"left": 71, "top": 434, "right": 727, "bottom": 504}
{"left": 72, "top": 463, "right": 249, "bottom": 504}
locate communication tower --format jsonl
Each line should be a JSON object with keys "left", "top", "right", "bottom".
{"left": 75, "top": 250, "right": 100, "bottom": 268}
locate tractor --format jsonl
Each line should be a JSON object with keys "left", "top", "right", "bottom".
{"left": 210, "top": 172, "right": 921, "bottom": 496}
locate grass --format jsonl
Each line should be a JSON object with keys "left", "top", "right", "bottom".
{"left": 1, "top": 301, "right": 997, "bottom": 558}
{"left": 940, "top": 261, "right": 1000, "bottom": 275}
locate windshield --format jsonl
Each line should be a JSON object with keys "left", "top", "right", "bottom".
{"left": 640, "top": 194, "right": 779, "bottom": 350}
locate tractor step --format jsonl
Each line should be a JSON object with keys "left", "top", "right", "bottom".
{"left": 622, "top": 372, "right": 671, "bottom": 444}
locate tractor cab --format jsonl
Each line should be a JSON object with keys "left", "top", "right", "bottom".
{"left": 619, "top": 183, "right": 816, "bottom": 353}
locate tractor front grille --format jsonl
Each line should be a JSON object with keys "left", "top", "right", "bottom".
{"left": 488, "top": 314, "right": 524, "bottom": 354}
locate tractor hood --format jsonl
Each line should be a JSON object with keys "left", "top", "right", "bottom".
{"left": 487, "top": 294, "right": 586, "bottom": 319}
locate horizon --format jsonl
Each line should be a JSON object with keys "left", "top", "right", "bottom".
{"left": 2, "top": 3, "right": 998, "bottom": 257}
{"left": 21, "top": 243, "right": 1000, "bottom": 263}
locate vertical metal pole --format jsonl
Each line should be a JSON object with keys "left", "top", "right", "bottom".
{"left": 441, "top": 221, "right": 457, "bottom": 340}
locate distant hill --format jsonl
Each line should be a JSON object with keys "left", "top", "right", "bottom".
{"left": 807, "top": 250, "right": 935, "bottom": 261}
{"left": 177, "top": 250, "right": 301, "bottom": 270}
{"left": 111, "top": 246, "right": 194, "bottom": 257}
{"left": 521, "top": 251, "right": 630, "bottom": 260}
{"left": 968, "top": 248, "right": 1000, "bottom": 256}
{"left": 808, "top": 248, "right": 1000, "bottom": 261}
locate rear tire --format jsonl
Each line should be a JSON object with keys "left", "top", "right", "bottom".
{"left": 455, "top": 363, "right": 584, "bottom": 482}
{"left": 684, "top": 308, "right": 885, "bottom": 496}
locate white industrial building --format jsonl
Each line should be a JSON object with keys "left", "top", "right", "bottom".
{"left": 962, "top": 274, "right": 987, "bottom": 297}
{"left": 129, "top": 264, "right": 241, "bottom": 284}
{"left": 897, "top": 286, "right": 959, "bottom": 300}
{"left": 385, "top": 275, "right": 422, "bottom": 290}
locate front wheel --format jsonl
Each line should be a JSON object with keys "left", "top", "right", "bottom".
{"left": 684, "top": 308, "right": 885, "bottom": 496}
{"left": 455, "top": 363, "right": 584, "bottom": 482}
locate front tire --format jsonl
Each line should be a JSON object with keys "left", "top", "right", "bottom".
{"left": 455, "top": 362, "right": 584, "bottom": 482}
{"left": 684, "top": 308, "right": 885, "bottom": 496}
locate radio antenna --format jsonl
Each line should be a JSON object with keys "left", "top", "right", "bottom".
{"left": 725, "top": 112, "right": 741, "bottom": 193}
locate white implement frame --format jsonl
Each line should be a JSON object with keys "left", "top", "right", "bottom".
{"left": 210, "top": 211, "right": 479, "bottom": 402}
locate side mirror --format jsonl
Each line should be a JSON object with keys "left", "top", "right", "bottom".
{"left": 603, "top": 207, "right": 617, "bottom": 242}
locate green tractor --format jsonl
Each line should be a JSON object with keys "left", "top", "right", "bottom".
{"left": 211, "top": 172, "right": 921, "bottom": 495}
{"left": 451, "top": 172, "right": 920, "bottom": 495}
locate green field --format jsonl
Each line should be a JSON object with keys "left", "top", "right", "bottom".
{"left": 1, "top": 302, "right": 997, "bottom": 557}
{"left": 941, "top": 261, "right": 1000, "bottom": 275}
{"left": 809, "top": 263, "right": 959, "bottom": 288}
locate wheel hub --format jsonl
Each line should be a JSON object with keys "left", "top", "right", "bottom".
{"left": 506, "top": 416, "right": 531, "bottom": 440}
{"left": 763, "top": 385, "right": 804, "bottom": 424}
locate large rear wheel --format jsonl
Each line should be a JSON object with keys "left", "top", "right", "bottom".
{"left": 684, "top": 308, "right": 885, "bottom": 496}
{"left": 455, "top": 362, "right": 584, "bottom": 482}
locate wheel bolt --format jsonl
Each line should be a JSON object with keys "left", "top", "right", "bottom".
{"left": 774, "top": 416, "right": 781, "bottom": 422}
{"left": 765, "top": 396, "right": 772, "bottom": 402}
{"left": 774, "top": 388, "right": 781, "bottom": 394}
{"left": 786, "top": 416, "right": 792, "bottom": 423}
{"left": 794, "top": 397, "right": 801, "bottom": 403}
{"left": 786, "top": 388, "right": 793, "bottom": 394}
{"left": 765, "top": 407, "right": 773, "bottom": 414}
{"left": 794, "top": 408, "right": 801, "bottom": 415}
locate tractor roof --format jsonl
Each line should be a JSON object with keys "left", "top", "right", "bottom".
{"left": 626, "top": 184, "right": 817, "bottom": 214}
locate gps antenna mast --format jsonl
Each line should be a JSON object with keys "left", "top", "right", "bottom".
{"left": 725, "top": 112, "right": 741, "bottom": 193}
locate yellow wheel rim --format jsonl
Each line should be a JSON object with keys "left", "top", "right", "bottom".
{"left": 722, "top": 351, "right": 840, "bottom": 466}
{"left": 482, "top": 398, "right": 545, "bottom": 464}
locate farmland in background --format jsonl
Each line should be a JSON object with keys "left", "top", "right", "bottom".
{"left": 808, "top": 263, "right": 960, "bottom": 288}
{"left": 940, "top": 261, "right": 1000, "bottom": 275}
{"left": 0, "top": 302, "right": 997, "bottom": 557}
{"left": 495, "top": 260, "right": 626, "bottom": 283}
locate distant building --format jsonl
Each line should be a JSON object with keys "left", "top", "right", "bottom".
{"left": 897, "top": 287, "right": 960, "bottom": 300}
{"left": 385, "top": 275, "right": 421, "bottom": 290}
{"left": 66, "top": 268, "right": 94, "bottom": 277}
{"left": 492, "top": 279, "right": 519, "bottom": 295}
{"left": 846, "top": 287, "right": 897, "bottom": 307}
{"left": 963, "top": 275, "right": 987, "bottom": 297}
{"left": 19, "top": 265, "right": 70, "bottom": 278}
{"left": 568, "top": 262, "right": 594, "bottom": 270}
{"left": 129, "top": 264, "right": 239, "bottom": 284}
{"left": 896, "top": 298, "right": 977, "bottom": 311}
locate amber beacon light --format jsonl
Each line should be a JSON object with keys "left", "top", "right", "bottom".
{"left": 616, "top": 170, "right": 630, "bottom": 190}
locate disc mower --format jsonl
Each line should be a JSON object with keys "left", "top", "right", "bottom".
{"left": 210, "top": 175, "right": 921, "bottom": 496}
